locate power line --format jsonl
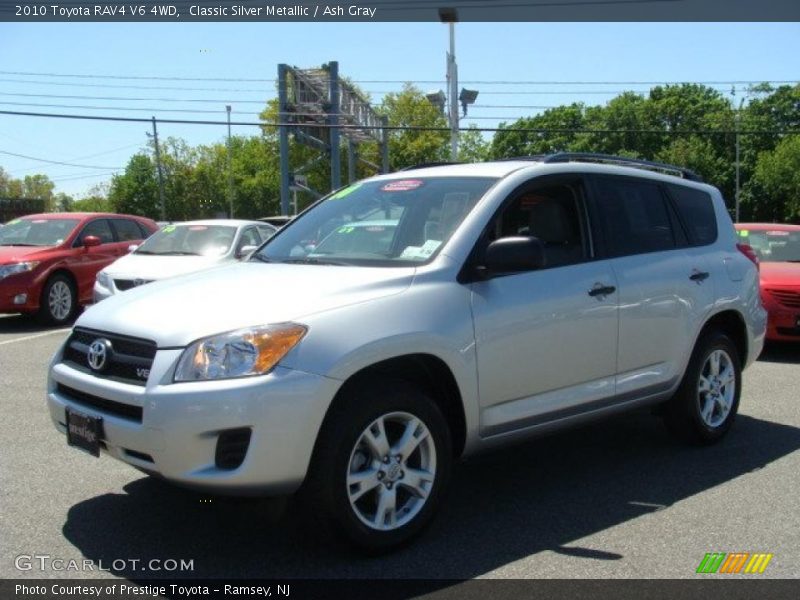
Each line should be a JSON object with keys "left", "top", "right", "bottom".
{"left": 1, "top": 70, "right": 795, "bottom": 87}
{"left": 0, "top": 149, "right": 122, "bottom": 170}
{"left": 2, "top": 109, "right": 798, "bottom": 135}
{"left": 0, "top": 91, "right": 270, "bottom": 105}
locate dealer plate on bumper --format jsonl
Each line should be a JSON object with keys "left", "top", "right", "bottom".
{"left": 66, "top": 408, "right": 103, "bottom": 457}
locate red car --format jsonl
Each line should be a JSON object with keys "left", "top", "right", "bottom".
{"left": 735, "top": 223, "right": 800, "bottom": 342}
{"left": 0, "top": 213, "right": 158, "bottom": 324}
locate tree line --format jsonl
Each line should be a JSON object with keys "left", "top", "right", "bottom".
{"left": 3, "top": 82, "right": 799, "bottom": 223}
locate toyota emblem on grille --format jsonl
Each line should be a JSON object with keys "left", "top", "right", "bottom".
{"left": 87, "top": 339, "right": 113, "bottom": 372}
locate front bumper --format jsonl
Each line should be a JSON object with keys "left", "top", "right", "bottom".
{"left": 47, "top": 343, "right": 339, "bottom": 495}
{"left": 0, "top": 281, "right": 39, "bottom": 314}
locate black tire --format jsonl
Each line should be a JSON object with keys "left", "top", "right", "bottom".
{"left": 301, "top": 378, "right": 452, "bottom": 553}
{"left": 664, "top": 330, "right": 742, "bottom": 445}
{"left": 38, "top": 273, "right": 77, "bottom": 326}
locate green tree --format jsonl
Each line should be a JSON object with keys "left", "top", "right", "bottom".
{"left": 742, "top": 135, "right": 800, "bottom": 222}
{"left": 108, "top": 154, "right": 160, "bottom": 218}
{"left": 489, "top": 103, "right": 587, "bottom": 158}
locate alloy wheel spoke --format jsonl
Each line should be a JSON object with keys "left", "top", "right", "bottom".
{"left": 701, "top": 397, "right": 716, "bottom": 423}
{"left": 347, "top": 469, "right": 381, "bottom": 502}
{"left": 374, "top": 487, "right": 397, "bottom": 528}
{"left": 393, "top": 417, "right": 427, "bottom": 459}
{"left": 399, "top": 467, "right": 433, "bottom": 499}
{"left": 363, "top": 417, "right": 390, "bottom": 459}
{"left": 698, "top": 376, "right": 712, "bottom": 394}
{"left": 709, "top": 351, "right": 721, "bottom": 377}
{"left": 718, "top": 367, "right": 735, "bottom": 389}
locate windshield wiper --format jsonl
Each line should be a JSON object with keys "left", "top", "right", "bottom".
{"left": 158, "top": 251, "right": 202, "bottom": 256}
{"left": 279, "top": 257, "right": 348, "bottom": 266}
{"left": 0, "top": 243, "right": 40, "bottom": 246}
{"left": 249, "top": 254, "right": 272, "bottom": 263}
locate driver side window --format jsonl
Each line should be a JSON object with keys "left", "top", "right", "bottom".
{"left": 488, "top": 180, "right": 589, "bottom": 269}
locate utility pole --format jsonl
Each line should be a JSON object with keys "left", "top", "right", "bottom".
{"left": 735, "top": 97, "right": 744, "bottom": 223}
{"left": 150, "top": 116, "right": 166, "bottom": 221}
{"left": 446, "top": 21, "right": 458, "bottom": 161}
{"left": 226, "top": 105, "right": 234, "bottom": 218}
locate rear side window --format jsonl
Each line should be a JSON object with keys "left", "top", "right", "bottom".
{"left": 111, "top": 218, "right": 144, "bottom": 242}
{"left": 593, "top": 177, "right": 676, "bottom": 257}
{"left": 667, "top": 185, "right": 718, "bottom": 246}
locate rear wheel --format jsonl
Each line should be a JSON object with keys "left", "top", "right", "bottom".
{"left": 664, "top": 331, "right": 741, "bottom": 444}
{"left": 303, "top": 379, "right": 452, "bottom": 552}
{"left": 38, "top": 274, "right": 77, "bottom": 325}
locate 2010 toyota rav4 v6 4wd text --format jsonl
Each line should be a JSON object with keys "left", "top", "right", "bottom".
{"left": 47, "top": 154, "right": 766, "bottom": 551}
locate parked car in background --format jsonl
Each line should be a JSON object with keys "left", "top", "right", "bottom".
{"left": 258, "top": 215, "right": 293, "bottom": 228}
{"left": 735, "top": 223, "right": 800, "bottom": 341}
{"left": 93, "top": 219, "right": 277, "bottom": 302}
{"left": 0, "top": 213, "right": 158, "bottom": 324}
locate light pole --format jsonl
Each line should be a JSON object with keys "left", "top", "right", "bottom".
{"left": 734, "top": 98, "right": 744, "bottom": 223}
{"left": 226, "top": 105, "right": 234, "bottom": 218}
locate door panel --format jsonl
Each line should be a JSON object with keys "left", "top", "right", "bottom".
{"left": 472, "top": 261, "right": 619, "bottom": 435}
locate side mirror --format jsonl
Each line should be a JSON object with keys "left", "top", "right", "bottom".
{"left": 482, "top": 236, "right": 545, "bottom": 276}
{"left": 237, "top": 245, "right": 258, "bottom": 259}
{"left": 82, "top": 235, "right": 101, "bottom": 248}
{"left": 127, "top": 244, "right": 139, "bottom": 253}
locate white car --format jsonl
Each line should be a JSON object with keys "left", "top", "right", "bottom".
{"left": 48, "top": 154, "right": 766, "bottom": 551}
{"left": 93, "top": 219, "right": 276, "bottom": 301}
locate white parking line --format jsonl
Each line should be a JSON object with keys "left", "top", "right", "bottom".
{"left": 0, "top": 329, "right": 71, "bottom": 346}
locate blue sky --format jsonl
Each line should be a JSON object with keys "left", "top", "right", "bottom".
{"left": 0, "top": 21, "right": 798, "bottom": 198}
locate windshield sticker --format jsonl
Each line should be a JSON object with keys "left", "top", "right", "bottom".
{"left": 738, "top": 230, "right": 749, "bottom": 237}
{"left": 337, "top": 225, "right": 356, "bottom": 234}
{"left": 330, "top": 183, "right": 362, "bottom": 200}
{"left": 8, "top": 219, "right": 21, "bottom": 225}
{"left": 766, "top": 230, "right": 789, "bottom": 236}
{"left": 399, "top": 240, "right": 441, "bottom": 260}
{"left": 188, "top": 225, "right": 209, "bottom": 231}
{"left": 162, "top": 225, "right": 177, "bottom": 233}
{"left": 381, "top": 179, "right": 424, "bottom": 193}
{"left": 32, "top": 220, "right": 48, "bottom": 224}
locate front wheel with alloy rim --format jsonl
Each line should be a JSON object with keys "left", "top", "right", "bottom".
{"left": 303, "top": 379, "right": 452, "bottom": 552}
{"left": 38, "top": 273, "right": 77, "bottom": 325}
{"left": 664, "top": 330, "right": 742, "bottom": 445}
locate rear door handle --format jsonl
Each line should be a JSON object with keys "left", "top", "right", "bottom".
{"left": 689, "top": 270, "right": 710, "bottom": 282}
{"left": 588, "top": 284, "right": 616, "bottom": 297}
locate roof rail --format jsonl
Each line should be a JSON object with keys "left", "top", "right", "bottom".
{"left": 398, "top": 161, "right": 462, "bottom": 171}
{"left": 541, "top": 152, "right": 704, "bottom": 182}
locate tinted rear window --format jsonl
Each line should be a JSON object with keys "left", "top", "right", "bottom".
{"left": 668, "top": 184, "right": 718, "bottom": 246}
{"left": 593, "top": 177, "right": 676, "bottom": 257}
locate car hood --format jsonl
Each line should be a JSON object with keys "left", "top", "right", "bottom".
{"left": 0, "top": 245, "right": 54, "bottom": 263}
{"left": 77, "top": 262, "right": 415, "bottom": 347}
{"left": 103, "top": 252, "right": 229, "bottom": 280}
{"left": 760, "top": 261, "right": 800, "bottom": 287}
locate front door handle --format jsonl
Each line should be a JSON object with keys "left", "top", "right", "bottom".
{"left": 588, "top": 284, "right": 616, "bottom": 297}
{"left": 689, "top": 270, "right": 710, "bottom": 282}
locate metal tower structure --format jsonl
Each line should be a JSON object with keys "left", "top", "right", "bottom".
{"left": 278, "top": 61, "right": 390, "bottom": 216}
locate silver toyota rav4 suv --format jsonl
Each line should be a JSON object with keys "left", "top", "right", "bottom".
{"left": 47, "top": 154, "right": 766, "bottom": 551}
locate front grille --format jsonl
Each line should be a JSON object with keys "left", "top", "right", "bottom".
{"left": 767, "top": 289, "right": 800, "bottom": 308}
{"left": 56, "top": 383, "right": 143, "bottom": 423}
{"left": 215, "top": 428, "right": 252, "bottom": 470}
{"left": 114, "top": 279, "right": 153, "bottom": 291}
{"left": 62, "top": 327, "right": 156, "bottom": 386}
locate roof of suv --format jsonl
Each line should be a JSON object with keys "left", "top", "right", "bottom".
{"left": 377, "top": 153, "right": 704, "bottom": 184}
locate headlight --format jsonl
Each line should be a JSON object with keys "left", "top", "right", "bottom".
{"left": 96, "top": 271, "right": 111, "bottom": 288}
{"left": 174, "top": 323, "right": 307, "bottom": 382}
{"left": 0, "top": 261, "right": 40, "bottom": 281}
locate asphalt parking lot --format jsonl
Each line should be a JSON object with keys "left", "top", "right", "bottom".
{"left": 1, "top": 312, "right": 799, "bottom": 581}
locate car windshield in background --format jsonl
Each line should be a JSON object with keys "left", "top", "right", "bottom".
{"left": 255, "top": 176, "right": 497, "bottom": 266}
{"left": 740, "top": 229, "right": 800, "bottom": 262}
{"left": 136, "top": 224, "right": 236, "bottom": 257}
{"left": 0, "top": 218, "right": 80, "bottom": 246}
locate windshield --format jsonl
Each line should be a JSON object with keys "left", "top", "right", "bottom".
{"left": 255, "top": 176, "right": 497, "bottom": 266}
{"left": 0, "top": 218, "right": 80, "bottom": 247}
{"left": 738, "top": 229, "right": 800, "bottom": 262}
{"left": 136, "top": 224, "right": 236, "bottom": 257}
